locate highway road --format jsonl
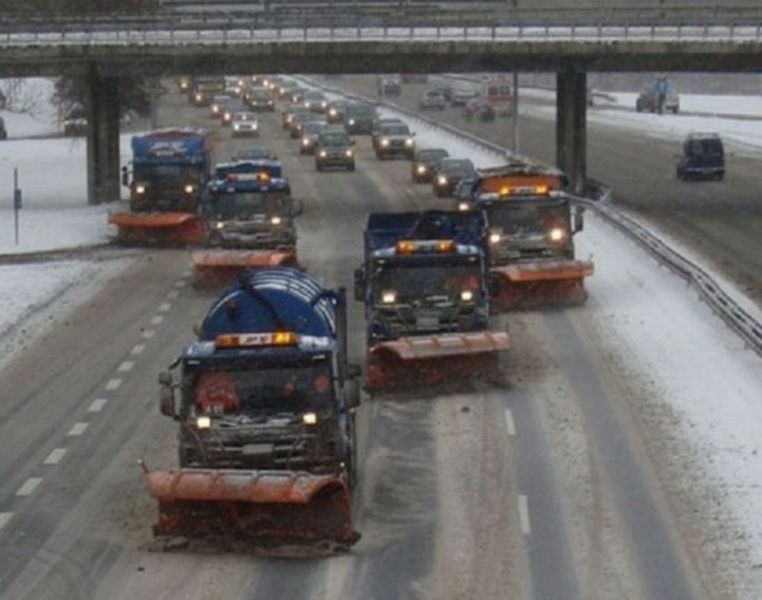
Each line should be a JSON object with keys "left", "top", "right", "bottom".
{"left": 0, "top": 84, "right": 734, "bottom": 599}
{"left": 337, "top": 75, "right": 762, "bottom": 309}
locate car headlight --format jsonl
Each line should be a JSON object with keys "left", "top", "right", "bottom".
{"left": 252, "top": 123, "right": 258, "bottom": 129}
{"left": 303, "top": 412, "right": 317, "bottom": 425}
{"left": 417, "top": 165, "right": 427, "bottom": 174}
{"left": 233, "top": 124, "right": 240, "bottom": 130}
{"left": 489, "top": 232, "right": 501, "bottom": 244}
{"left": 224, "top": 112, "right": 231, "bottom": 120}
{"left": 380, "top": 138, "right": 390, "bottom": 147}
{"left": 382, "top": 290, "right": 397, "bottom": 304}
{"left": 196, "top": 415, "right": 211, "bottom": 429}
{"left": 548, "top": 227, "right": 566, "bottom": 242}
{"left": 135, "top": 184, "right": 146, "bottom": 195}
{"left": 214, "top": 221, "right": 225, "bottom": 230}
{"left": 345, "top": 149, "right": 353, "bottom": 158}
{"left": 321, "top": 101, "right": 327, "bottom": 108}
{"left": 195, "top": 93, "right": 203, "bottom": 101}
{"left": 329, "top": 108, "right": 337, "bottom": 116}
{"left": 437, "top": 175, "right": 448, "bottom": 186}
{"left": 302, "top": 137, "right": 310, "bottom": 145}
{"left": 212, "top": 105, "right": 219, "bottom": 113}
{"left": 270, "top": 215, "right": 282, "bottom": 225}
{"left": 458, "top": 201, "right": 470, "bottom": 211}
{"left": 461, "top": 290, "right": 474, "bottom": 302}
{"left": 348, "top": 118, "right": 355, "bottom": 125}
{"left": 304, "top": 102, "right": 311, "bottom": 108}
{"left": 405, "top": 138, "right": 414, "bottom": 147}
{"left": 319, "top": 150, "right": 328, "bottom": 158}
{"left": 184, "top": 184, "right": 195, "bottom": 194}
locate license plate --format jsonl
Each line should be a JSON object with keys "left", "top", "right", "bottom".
{"left": 242, "top": 443, "right": 273, "bottom": 457}
{"left": 416, "top": 316, "right": 439, "bottom": 330}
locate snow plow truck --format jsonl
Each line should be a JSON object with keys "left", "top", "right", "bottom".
{"left": 110, "top": 129, "right": 213, "bottom": 245}
{"left": 354, "top": 210, "right": 509, "bottom": 392}
{"left": 192, "top": 159, "right": 300, "bottom": 287}
{"left": 144, "top": 267, "right": 361, "bottom": 551}
{"left": 465, "top": 164, "right": 594, "bottom": 311}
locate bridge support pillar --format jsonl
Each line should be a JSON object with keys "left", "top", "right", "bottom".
{"left": 556, "top": 67, "right": 587, "bottom": 194}
{"left": 86, "top": 67, "right": 120, "bottom": 205}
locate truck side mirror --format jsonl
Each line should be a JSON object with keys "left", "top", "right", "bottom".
{"left": 353, "top": 268, "right": 366, "bottom": 302}
{"left": 573, "top": 207, "right": 585, "bottom": 233}
{"left": 121, "top": 165, "right": 129, "bottom": 187}
{"left": 158, "top": 371, "right": 177, "bottom": 418}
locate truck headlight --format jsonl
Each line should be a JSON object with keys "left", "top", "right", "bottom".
{"left": 270, "top": 215, "right": 282, "bottom": 225}
{"left": 405, "top": 138, "right": 414, "bottom": 147}
{"left": 417, "top": 165, "right": 427, "bottom": 174}
{"left": 348, "top": 118, "right": 355, "bottom": 125}
{"left": 489, "top": 232, "right": 501, "bottom": 244}
{"left": 329, "top": 108, "right": 337, "bottom": 116}
{"left": 233, "top": 124, "right": 240, "bottom": 131}
{"left": 196, "top": 415, "right": 211, "bottom": 429}
{"left": 212, "top": 105, "right": 219, "bottom": 113}
{"left": 304, "top": 101, "right": 311, "bottom": 108}
{"left": 461, "top": 290, "right": 474, "bottom": 302}
{"left": 458, "top": 201, "right": 470, "bottom": 211}
{"left": 345, "top": 149, "right": 353, "bottom": 158}
{"left": 380, "top": 138, "right": 390, "bottom": 147}
{"left": 214, "top": 221, "right": 225, "bottom": 230}
{"left": 382, "top": 290, "right": 397, "bottom": 304}
{"left": 195, "top": 93, "right": 203, "bottom": 102}
{"left": 319, "top": 150, "right": 328, "bottom": 158}
{"left": 224, "top": 112, "right": 231, "bottom": 121}
{"left": 548, "top": 227, "right": 566, "bottom": 242}
{"left": 437, "top": 175, "right": 448, "bottom": 186}
{"left": 184, "top": 184, "right": 195, "bottom": 194}
{"left": 321, "top": 101, "right": 327, "bottom": 108}
{"left": 135, "top": 184, "right": 146, "bottom": 195}
{"left": 302, "top": 412, "right": 317, "bottom": 425}
{"left": 302, "top": 137, "right": 310, "bottom": 146}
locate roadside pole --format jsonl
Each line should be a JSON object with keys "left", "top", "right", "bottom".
{"left": 13, "top": 167, "right": 22, "bottom": 246}
{"left": 512, "top": 71, "right": 520, "bottom": 153}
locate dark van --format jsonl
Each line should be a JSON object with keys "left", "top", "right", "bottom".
{"left": 676, "top": 133, "right": 725, "bottom": 181}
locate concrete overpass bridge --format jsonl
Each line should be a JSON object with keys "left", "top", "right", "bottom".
{"left": 1, "top": 2, "right": 761, "bottom": 203}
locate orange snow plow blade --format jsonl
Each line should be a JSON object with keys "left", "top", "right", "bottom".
{"left": 144, "top": 469, "right": 358, "bottom": 548}
{"left": 191, "top": 250, "right": 298, "bottom": 287}
{"left": 490, "top": 259, "right": 594, "bottom": 311}
{"left": 366, "top": 331, "right": 509, "bottom": 391}
{"left": 109, "top": 211, "right": 205, "bottom": 246}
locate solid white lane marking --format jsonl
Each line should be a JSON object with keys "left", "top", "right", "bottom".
{"left": 43, "top": 449, "right": 67, "bottom": 465}
{"left": 504, "top": 408, "right": 516, "bottom": 436}
{"left": 0, "top": 512, "right": 12, "bottom": 529}
{"left": 130, "top": 344, "right": 146, "bottom": 356}
{"left": 68, "top": 422, "right": 89, "bottom": 437}
{"left": 118, "top": 361, "right": 134, "bottom": 373}
{"left": 518, "top": 495, "right": 531, "bottom": 536}
{"left": 158, "top": 302, "right": 172, "bottom": 313}
{"left": 17, "top": 478, "right": 43, "bottom": 496}
{"left": 173, "top": 280, "right": 187, "bottom": 289}
{"left": 150, "top": 315, "right": 164, "bottom": 325}
{"left": 140, "top": 329, "right": 155, "bottom": 339}
{"left": 105, "top": 378, "right": 122, "bottom": 391}
{"left": 88, "top": 398, "right": 108, "bottom": 412}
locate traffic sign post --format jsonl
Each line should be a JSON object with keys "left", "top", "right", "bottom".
{"left": 13, "top": 167, "right": 22, "bottom": 246}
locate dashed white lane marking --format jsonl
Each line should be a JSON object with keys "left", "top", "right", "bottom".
{"left": 173, "top": 280, "right": 187, "bottom": 289}
{"left": 105, "top": 378, "right": 122, "bottom": 391}
{"left": 17, "top": 478, "right": 43, "bottom": 497}
{"left": 150, "top": 315, "right": 164, "bottom": 325}
{"left": 118, "top": 361, "right": 134, "bottom": 373}
{"left": 166, "top": 290, "right": 180, "bottom": 301}
{"left": 0, "top": 512, "right": 12, "bottom": 530}
{"left": 504, "top": 408, "right": 516, "bottom": 436}
{"left": 68, "top": 422, "right": 89, "bottom": 437}
{"left": 130, "top": 344, "right": 146, "bottom": 355}
{"left": 158, "top": 302, "right": 172, "bottom": 313}
{"left": 43, "top": 449, "right": 67, "bottom": 465}
{"left": 518, "top": 495, "right": 532, "bottom": 536}
{"left": 140, "top": 329, "right": 155, "bottom": 339}
{"left": 88, "top": 398, "right": 108, "bottom": 412}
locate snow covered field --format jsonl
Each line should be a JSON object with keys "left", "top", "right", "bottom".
{"left": 0, "top": 78, "right": 60, "bottom": 138}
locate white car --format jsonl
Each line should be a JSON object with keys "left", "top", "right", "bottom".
{"left": 231, "top": 112, "right": 260, "bottom": 137}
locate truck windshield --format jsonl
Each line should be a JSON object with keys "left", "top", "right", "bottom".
{"left": 134, "top": 164, "right": 200, "bottom": 186}
{"left": 192, "top": 361, "right": 335, "bottom": 415}
{"left": 373, "top": 261, "right": 481, "bottom": 303}
{"left": 488, "top": 201, "right": 570, "bottom": 237}
{"left": 208, "top": 192, "right": 290, "bottom": 221}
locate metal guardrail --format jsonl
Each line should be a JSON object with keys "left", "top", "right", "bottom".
{"left": 300, "top": 75, "right": 762, "bottom": 357}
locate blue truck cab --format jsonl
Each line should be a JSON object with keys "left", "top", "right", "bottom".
{"left": 203, "top": 159, "right": 299, "bottom": 249}
{"left": 124, "top": 128, "right": 213, "bottom": 213}
{"left": 354, "top": 210, "right": 489, "bottom": 344}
